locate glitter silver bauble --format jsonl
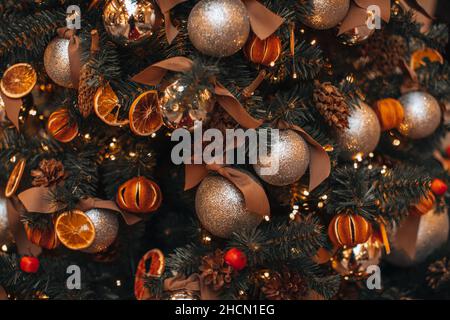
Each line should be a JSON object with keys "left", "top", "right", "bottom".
{"left": 253, "top": 130, "right": 310, "bottom": 186}
{"left": 336, "top": 101, "right": 381, "bottom": 159}
{"left": 338, "top": 25, "right": 374, "bottom": 46}
{"left": 195, "top": 175, "right": 263, "bottom": 238}
{"left": 398, "top": 91, "right": 441, "bottom": 139}
{"left": 0, "top": 195, "right": 13, "bottom": 245}
{"left": 386, "top": 208, "right": 449, "bottom": 267}
{"left": 44, "top": 38, "right": 73, "bottom": 88}
{"left": 332, "top": 238, "right": 382, "bottom": 279}
{"left": 82, "top": 209, "right": 119, "bottom": 254}
{"left": 160, "top": 79, "right": 215, "bottom": 131}
{"left": 299, "top": 0, "right": 350, "bottom": 30}
{"left": 187, "top": 0, "right": 250, "bottom": 57}
{"left": 103, "top": 0, "right": 161, "bottom": 46}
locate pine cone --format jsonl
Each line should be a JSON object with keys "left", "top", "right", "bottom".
{"left": 313, "top": 81, "right": 350, "bottom": 130}
{"left": 199, "top": 249, "right": 233, "bottom": 291}
{"left": 261, "top": 270, "right": 308, "bottom": 300}
{"left": 426, "top": 258, "right": 450, "bottom": 289}
{"left": 31, "top": 159, "right": 65, "bottom": 187}
{"left": 358, "top": 32, "right": 407, "bottom": 77}
{"left": 77, "top": 62, "right": 99, "bottom": 118}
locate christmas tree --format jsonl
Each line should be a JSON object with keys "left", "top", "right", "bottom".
{"left": 0, "top": 0, "right": 449, "bottom": 301}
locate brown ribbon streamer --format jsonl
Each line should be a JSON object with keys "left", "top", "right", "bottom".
{"left": 392, "top": 213, "right": 421, "bottom": 260}
{"left": 402, "top": 0, "right": 435, "bottom": 20}
{"left": 157, "top": 0, "right": 187, "bottom": 44}
{"left": 17, "top": 187, "right": 142, "bottom": 225}
{"left": 400, "top": 58, "right": 420, "bottom": 94}
{"left": 276, "top": 120, "right": 331, "bottom": 191}
{"left": 57, "top": 27, "right": 81, "bottom": 88}
{"left": 0, "top": 90, "right": 21, "bottom": 131}
{"left": 184, "top": 162, "right": 270, "bottom": 218}
{"left": 131, "top": 56, "right": 263, "bottom": 129}
{"left": 242, "top": 0, "right": 285, "bottom": 40}
{"left": 242, "top": 69, "right": 267, "bottom": 98}
{"left": 0, "top": 286, "right": 7, "bottom": 300}
{"left": 6, "top": 196, "right": 42, "bottom": 257}
{"left": 338, "top": 0, "right": 391, "bottom": 35}
{"left": 164, "top": 274, "right": 219, "bottom": 300}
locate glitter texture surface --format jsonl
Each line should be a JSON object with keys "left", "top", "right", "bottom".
{"left": 388, "top": 209, "right": 449, "bottom": 267}
{"left": 188, "top": 0, "right": 250, "bottom": 57}
{"left": 398, "top": 91, "right": 441, "bottom": 139}
{"left": 253, "top": 130, "right": 310, "bottom": 186}
{"left": 337, "top": 101, "right": 380, "bottom": 159}
{"left": 83, "top": 209, "right": 119, "bottom": 253}
{"left": 195, "top": 175, "right": 262, "bottom": 238}
{"left": 300, "top": 0, "right": 350, "bottom": 30}
{"left": 44, "top": 38, "right": 73, "bottom": 88}
{"left": 0, "top": 196, "right": 12, "bottom": 244}
{"left": 103, "top": 0, "right": 160, "bottom": 46}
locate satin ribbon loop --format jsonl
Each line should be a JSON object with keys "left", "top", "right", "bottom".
{"left": 242, "top": 0, "right": 285, "bottom": 40}
{"left": 157, "top": 0, "right": 187, "bottom": 44}
{"left": 338, "top": 0, "right": 391, "bottom": 35}
{"left": 57, "top": 27, "right": 81, "bottom": 88}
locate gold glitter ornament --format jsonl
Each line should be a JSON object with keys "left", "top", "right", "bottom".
{"left": 82, "top": 209, "right": 119, "bottom": 254}
{"left": 0, "top": 195, "right": 13, "bottom": 245}
{"left": 187, "top": 0, "right": 250, "bottom": 57}
{"left": 253, "top": 130, "right": 310, "bottom": 186}
{"left": 195, "top": 175, "right": 263, "bottom": 238}
{"left": 331, "top": 238, "right": 382, "bottom": 279}
{"left": 160, "top": 79, "right": 215, "bottom": 131}
{"left": 102, "top": 0, "right": 162, "bottom": 46}
{"left": 299, "top": 0, "right": 350, "bottom": 30}
{"left": 44, "top": 38, "right": 74, "bottom": 88}
{"left": 336, "top": 101, "right": 380, "bottom": 159}
{"left": 398, "top": 91, "right": 441, "bottom": 139}
{"left": 386, "top": 208, "right": 449, "bottom": 267}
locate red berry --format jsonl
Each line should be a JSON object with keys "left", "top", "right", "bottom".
{"left": 20, "top": 256, "right": 40, "bottom": 273}
{"left": 431, "top": 178, "right": 448, "bottom": 196}
{"left": 224, "top": 248, "right": 247, "bottom": 271}
{"left": 446, "top": 146, "right": 450, "bottom": 158}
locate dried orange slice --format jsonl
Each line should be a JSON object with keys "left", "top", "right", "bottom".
{"left": 55, "top": 210, "right": 96, "bottom": 250}
{"left": 410, "top": 48, "right": 444, "bottom": 70}
{"left": 0, "top": 63, "right": 37, "bottom": 98}
{"left": 129, "top": 90, "right": 163, "bottom": 136}
{"left": 5, "top": 158, "right": 26, "bottom": 198}
{"left": 94, "top": 84, "right": 129, "bottom": 127}
{"left": 134, "top": 248, "right": 165, "bottom": 300}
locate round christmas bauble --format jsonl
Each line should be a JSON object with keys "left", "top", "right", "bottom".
{"left": 387, "top": 208, "right": 449, "bottom": 267}
{"left": 160, "top": 79, "right": 214, "bottom": 131}
{"left": 195, "top": 175, "right": 262, "bottom": 238}
{"left": 398, "top": 91, "right": 441, "bottom": 139}
{"left": 328, "top": 213, "right": 372, "bottom": 248}
{"left": 187, "top": 0, "right": 250, "bottom": 57}
{"left": 331, "top": 238, "right": 382, "bottom": 279}
{"left": 20, "top": 256, "right": 40, "bottom": 273}
{"left": 82, "top": 209, "right": 119, "bottom": 254}
{"left": 253, "top": 130, "right": 310, "bottom": 186}
{"left": 116, "top": 176, "right": 162, "bottom": 214}
{"left": 431, "top": 178, "right": 447, "bottom": 196}
{"left": 299, "top": 0, "right": 350, "bottom": 30}
{"left": 336, "top": 101, "right": 380, "bottom": 159}
{"left": 102, "top": 0, "right": 162, "bottom": 46}
{"left": 44, "top": 38, "right": 74, "bottom": 88}
{"left": 224, "top": 247, "right": 247, "bottom": 271}
{"left": 338, "top": 25, "right": 374, "bottom": 46}
{"left": 0, "top": 195, "right": 13, "bottom": 245}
